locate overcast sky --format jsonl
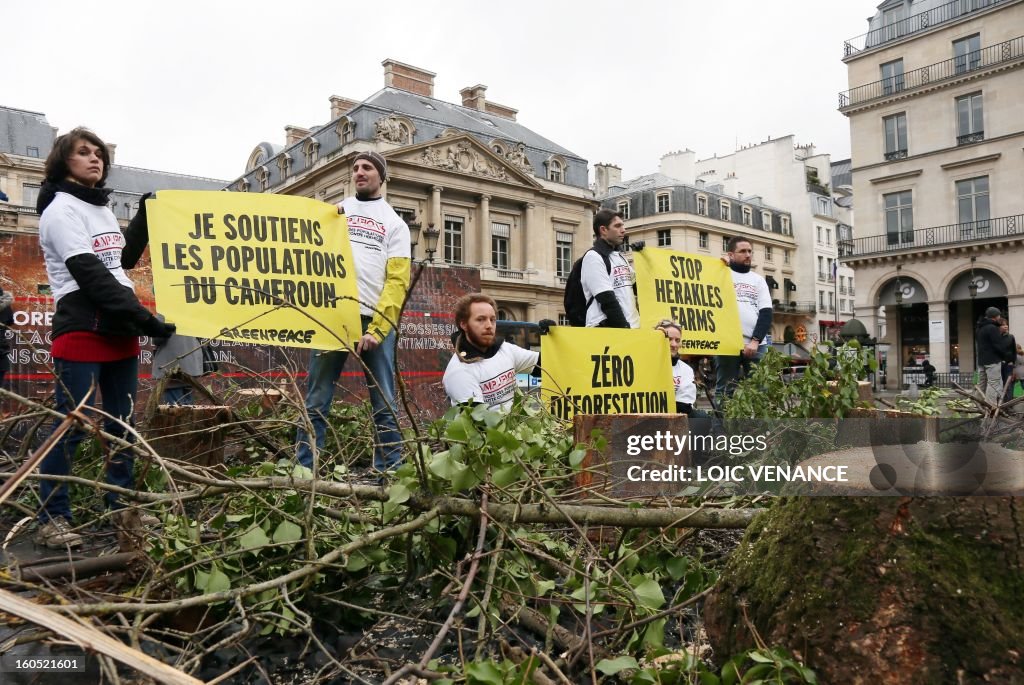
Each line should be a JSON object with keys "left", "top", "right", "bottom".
{"left": 7, "top": 0, "right": 879, "bottom": 184}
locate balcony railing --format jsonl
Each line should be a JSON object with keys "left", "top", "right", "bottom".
{"left": 774, "top": 301, "right": 817, "bottom": 315}
{"left": 839, "top": 35, "right": 1024, "bottom": 108}
{"left": 843, "top": 0, "right": 1010, "bottom": 57}
{"left": 884, "top": 149, "right": 908, "bottom": 161}
{"left": 957, "top": 131, "right": 985, "bottom": 145}
{"left": 496, "top": 269, "right": 525, "bottom": 280}
{"left": 849, "top": 213, "right": 1022, "bottom": 256}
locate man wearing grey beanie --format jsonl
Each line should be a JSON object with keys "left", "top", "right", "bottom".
{"left": 295, "top": 150, "right": 411, "bottom": 474}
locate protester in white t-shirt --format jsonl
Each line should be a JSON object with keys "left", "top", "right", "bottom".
{"left": 581, "top": 209, "right": 639, "bottom": 328}
{"left": 655, "top": 319, "right": 702, "bottom": 415}
{"left": 444, "top": 294, "right": 542, "bottom": 409}
{"left": 294, "top": 151, "right": 411, "bottom": 473}
{"left": 716, "top": 237, "right": 773, "bottom": 400}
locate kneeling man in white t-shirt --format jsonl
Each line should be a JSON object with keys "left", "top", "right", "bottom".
{"left": 444, "top": 294, "right": 542, "bottom": 409}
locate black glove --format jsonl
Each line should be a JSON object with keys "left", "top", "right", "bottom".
{"left": 629, "top": 240, "right": 645, "bottom": 252}
{"left": 141, "top": 315, "right": 176, "bottom": 340}
{"left": 537, "top": 319, "right": 556, "bottom": 335}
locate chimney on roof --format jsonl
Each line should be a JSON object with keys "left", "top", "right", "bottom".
{"left": 460, "top": 84, "right": 517, "bottom": 121}
{"left": 382, "top": 58, "right": 435, "bottom": 97}
{"left": 593, "top": 163, "right": 622, "bottom": 196}
{"left": 285, "top": 125, "right": 310, "bottom": 147}
{"left": 106, "top": 142, "right": 116, "bottom": 164}
{"left": 658, "top": 149, "right": 696, "bottom": 184}
{"left": 329, "top": 96, "right": 359, "bottom": 120}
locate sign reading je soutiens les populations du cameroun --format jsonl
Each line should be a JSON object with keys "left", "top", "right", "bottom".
{"left": 148, "top": 191, "right": 361, "bottom": 350}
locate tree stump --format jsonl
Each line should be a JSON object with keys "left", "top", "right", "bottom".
{"left": 703, "top": 497, "right": 1024, "bottom": 684}
{"left": 145, "top": 405, "right": 231, "bottom": 467}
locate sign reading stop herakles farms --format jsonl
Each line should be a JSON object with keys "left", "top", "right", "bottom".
{"left": 147, "top": 191, "right": 362, "bottom": 350}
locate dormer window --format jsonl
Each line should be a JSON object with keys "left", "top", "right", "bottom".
{"left": 696, "top": 195, "right": 707, "bottom": 216}
{"left": 338, "top": 118, "right": 356, "bottom": 145}
{"left": 656, "top": 193, "right": 671, "bottom": 213}
{"left": 720, "top": 200, "right": 730, "bottom": 222}
{"left": 546, "top": 155, "right": 566, "bottom": 183}
{"left": 304, "top": 138, "right": 320, "bottom": 167}
{"left": 255, "top": 166, "right": 269, "bottom": 192}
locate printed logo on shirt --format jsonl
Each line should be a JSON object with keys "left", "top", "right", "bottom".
{"left": 673, "top": 375, "right": 682, "bottom": 388}
{"left": 347, "top": 215, "right": 386, "bottom": 250}
{"left": 479, "top": 368, "right": 517, "bottom": 407}
{"left": 612, "top": 264, "right": 634, "bottom": 289}
{"left": 734, "top": 282, "right": 761, "bottom": 307}
{"left": 93, "top": 231, "right": 125, "bottom": 269}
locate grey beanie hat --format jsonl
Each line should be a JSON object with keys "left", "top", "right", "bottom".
{"left": 353, "top": 151, "right": 387, "bottom": 182}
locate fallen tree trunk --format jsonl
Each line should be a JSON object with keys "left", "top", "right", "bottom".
{"left": 703, "top": 497, "right": 1024, "bottom": 684}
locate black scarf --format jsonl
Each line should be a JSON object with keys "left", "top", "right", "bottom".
{"left": 450, "top": 330, "right": 502, "bottom": 361}
{"left": 36, "top": 179, "right": 112, "bottom": 214}
{"left": 729, "top": 262, "right": 751, "bottom": 274}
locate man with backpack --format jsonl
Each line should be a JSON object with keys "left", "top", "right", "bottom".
{"left": 564, "top": 209, "right": 639, "bottom": 328}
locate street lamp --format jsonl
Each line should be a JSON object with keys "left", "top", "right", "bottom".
{"left": 407, "top": 220, "right": 422, "bottom": 257}
{"left": 968, "top": 256, "right": 979, "bottom": 299}
{"left": 423, "top": 223, "right": 441, "bottom": 262}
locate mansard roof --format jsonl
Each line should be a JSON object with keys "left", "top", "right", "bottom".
{"left": 0, "top": 106, "right": 55, "bottom": 158}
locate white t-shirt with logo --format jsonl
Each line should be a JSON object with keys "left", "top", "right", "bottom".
{"left": 581, "top": 249, "right": 640, "bottom": 328}
{"left": 341, "top": 196, "right": 410, "bottom": 316}
{"left": 444, "top": 342, "right": 540, "bottom": 409}
{"left": 730, "top": 269, "right": 773, "bottom": 341}
{"left": 672, "top": 358, "right": 697, "bottom": 405}
{"left": 38, "top": 192, "right": 134, "bottom": 302}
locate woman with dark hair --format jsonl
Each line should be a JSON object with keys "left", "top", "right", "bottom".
{"left": 35, "top": 127, "right": 174, "bottom": 548}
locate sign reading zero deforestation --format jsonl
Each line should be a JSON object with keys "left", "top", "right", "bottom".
{"left": 541, "top": 327, "right": 674, "bottom": 422}
{"left": 147, "top": 190, "right": 362, "bottom": 350}
{"left": 634, "top": 249, "right": 743, "bottom": 356}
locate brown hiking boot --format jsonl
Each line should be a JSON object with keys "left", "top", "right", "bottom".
{"left": 35, "top": 518, "right": 83, "bottom": 549}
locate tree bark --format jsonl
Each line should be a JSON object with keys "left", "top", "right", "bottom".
{"left": 703, "top": 497, "right": 1024, "bottom": 684}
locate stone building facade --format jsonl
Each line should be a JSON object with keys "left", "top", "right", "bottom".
{"left": 229, "top": 59, "right": 597, "bottom": 323}
{"left": 840, "top": 0, "right": 1024, "bottom": 383}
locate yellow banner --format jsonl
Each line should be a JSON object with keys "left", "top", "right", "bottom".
{"left": 541, "top": 328, "right": 674, "bottom": 422}
{"left": 147, "top": 190, "right": 362, "bottom": 350}
{"left": 634, "top": 249, "right": 743, "bottom": 356}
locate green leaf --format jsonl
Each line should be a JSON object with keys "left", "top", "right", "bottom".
{"left": 428, "top": 450, "right": 459, "bottom": 480}
{"left": 465, "top": 660, "right": 503, "bottom": 685}
{"left": 450, "top": 462, "right": 481, "bottom": 491}
{"left": 239, "top": 525, "right": 270, "bottom": 550}
{"left": 204, "top": 567, "right": 231, "bottom": 594}
{"left": 641, "top": 617, "right": 666, "bottom": 648}
{"left": 569, "top": 448, "right": 587, "bottom": 467}
{"left": 631, "top": 576, "right": 665, "bottom": 610}
{"left": 595, "top": 656, "right": 639, "bottom": 675}
{"left": 346, "top": 552, "right": 370, "bottom": 572}
{"left": 387, "top": 480, "right": 411, "bottom": 505}
{"left": 272, "top": 520, "right": 303, "bottom": 544}
{"left": 747, "top": 651, "right": 773, "bottom": 663}
{"left": 666, "top": 556, "right": 688, "bottom": 581}
{"left": 491, "top": 464, "right": 521, "bottom": 488}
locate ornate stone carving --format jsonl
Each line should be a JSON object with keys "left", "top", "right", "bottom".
{"left": 419, "top": 142, "right": 509, "bottom": 181}
{"left": 375, "top": 115, "right": 408, "bottom": 144}
{"left": 505, "top": 143, "right": 534, "bottom": 173}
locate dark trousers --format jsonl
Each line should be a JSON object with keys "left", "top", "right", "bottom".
{"left": 39, "top": 356, "right": 138, "bottom": 523}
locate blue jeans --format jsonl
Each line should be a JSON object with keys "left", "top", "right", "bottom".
{"left": 715, "top": 342, "right": 768, "bottom": 401}
{"left": 162, "top": 385, "right": 194, "bottom": 405}
{"left": 295, "top": 318, "right": 401, "bottom": 471}
{"left": 39, "top": 356, "right": 138, "bottom": 523}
